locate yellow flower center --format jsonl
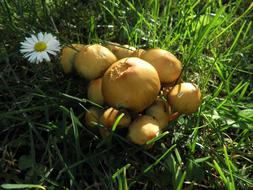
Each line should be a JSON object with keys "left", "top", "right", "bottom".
{"left": 34, "top": 41, "right": 47, "bottom": 52}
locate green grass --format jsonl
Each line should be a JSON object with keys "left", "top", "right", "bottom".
{"left": 1, "top": 0, "right": 253, "bottom": 189}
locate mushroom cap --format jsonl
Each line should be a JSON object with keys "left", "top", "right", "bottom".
{"left": 100, "top": 107, "right": 131, "bottom": 129}
{"left": 145, "top": 98, "right": 171, "bottom": 130}
{"left": 141, "top": 48, "right": 182, "bottom": 83}
{"left": 167, "top": 82, "right": 201, "bottom": 114}
{"left": 130, "top": 49, "right": 146, "bottom": 58}
{"left": 102, "top": 57, "right": 161, "bottom": 112}
{"left": 128, "top": 115, "right": 160, "bottom": 145}
{"left": 84, "top": 106, "right": 103, "bottom": 130}
{"left": 60, "top": 44, "right": 86, "bottom": 74}
{"left": 74, "top": 44, "right": 117, "bottom": 80}
{"left": 87, "top": 78, "right": 104, "bottom": 105}
{"left": 105, "top": 43, "right": 136, "bottom": 59}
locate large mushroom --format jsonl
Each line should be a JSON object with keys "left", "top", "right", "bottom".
{"left": 87, "top": 78, "right": 104, "bottom": 105}
{"left": 141, "top": 48, "right": 182, "bottom": 83}
{"left": 74, "top": 44, "right": 117, "bottom": 80}
{"left": 102, "top": 57, "right": 161, "bottom": 112}
{"left": 60, "top": 44, "right": 86, "bottom": 74}
{"left": 167, "top": 82, "right": 201, "bottom": 114}
{"left": 128, "top": 115, "right": 160, "bottom": 145}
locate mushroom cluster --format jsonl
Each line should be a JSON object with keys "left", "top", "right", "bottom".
{"left": 60, "top": 43, "right": 202, "bottom": 146}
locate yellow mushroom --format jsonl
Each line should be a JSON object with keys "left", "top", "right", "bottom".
{"left": 60, "top": 44, "right": 86, "bottom": 74}
{"left": 84, "top": 106, "right": 103, "bottom": 132}
{"left": 74, "top": 44, "right": 117, "bottom": 80}
{"left": 145, "top": 98, "right": 171, "bottom": 130}
{"left": 167, "top": 82, "right": 201, "bottom": 114}
{"left": 100, "top": 107, "right": 131, "bottom": 129}
{"left": 130, "top": 49, "right": 146, "bottom": 58}
{"left": 128, "top": 115, "right": 160, "bottom": 145}
{"left": 102, "top": 57, "right": 161, "bottom": 112}
{"left": 141, "top": 48, "right": 182, "bottom": 83}
{"left": 105, "top": 43, "right": 136, "bottom": 59}
{"left": 87, "top": 78, "right": 104, "bottom": 105}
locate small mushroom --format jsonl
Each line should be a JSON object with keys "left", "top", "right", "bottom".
{"left": 128, "top": 115, "right": 160, "bottom": 145}
{"left": 130, "top": 49, "right": 146, "bottom": 58}
{"left": 100, "top": 107, "right": 131, "bottom": 129}
{"left": 74, "top": 44, "right": 117, "bottom": 80}
{"left": 167, "top": 82, "right": 201, "bottom": 114}
{"left": 99, "top": 108, "right": 131, "bottom": 139}
{"left": 84, "top": 106, "right": 103, "bottom": 132}
{"left": 60, "top": 44, "right": 86, "bottom": 74}
{"left": 102, "top": 57, "right": 161, "bottom": 112}
{"left": 87, "top": 78, "right": 104, "bottom": 105}
{"left": 145, "top": 98, "right": 171, "bottom": 130}
{"left": 105, "top": 43, "right": 136, "bottom": 59}
{"left": 141, "top": 48, "right": 182, "bottom": 83}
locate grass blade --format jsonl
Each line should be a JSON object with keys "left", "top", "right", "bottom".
{"left": 176, "top": 171, "right": 187, "bottom": 190}
{"left": 144, "top": 144, "right": 177, "bottom": 173}
{"left": 0, "top": 184, "right": 46, "bottom": 190}
{"left": 112, "top": 113, "right": 125, "bottom": 132}
{"left": 223, "top": 145, "right": 235, "bottom": 190}
{"left": 70, "top": 108, "right": 81, "bottom": 162}
{"left": 146, "top": 131, "right": 169, "bottom": 145}
{"left": 213, "top": 160, "right": 228, "bottom": 185}
{"left": 112, "top": 164, "right": 131, "bottom": 181}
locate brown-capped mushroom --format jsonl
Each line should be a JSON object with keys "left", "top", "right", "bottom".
{"left": 100, "top": 107, "right": 131, "bottom": 129}
{"left": 145, "top": 98, "right": 171, "bottom": 130}
{"left": 84, "top": 106, "right": 103, "bottom": 132}
{"left": 74, "top": 44, "right": 117, "bottom": 80}
{"left": 130, "top": 49, "right": 146, "bottom": 58}
{"left": 105, "top": 43, "right": 136, "bottom": 59}
{"left": 141, "top": 48, "right": 182, "bottom": 83}
{"left": 167, "top": 82, "right": 201, "bottom": 114}
{"left": 102, "top": 57, "right": 161, "bottom": 112}
{"left": 60, "top": 44, "right": 86, "bottom": 74}
{"left": 87, "top": 78, "right": 104, "bottom": 105}
{"left": 128, "top": 115, "right": 160, "bottom": 145}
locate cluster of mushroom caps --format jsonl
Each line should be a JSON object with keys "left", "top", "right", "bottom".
{"left": 60, "top": 43, "right": 201, "bottom": 146}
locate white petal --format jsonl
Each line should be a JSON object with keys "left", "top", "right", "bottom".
{"left": 46, "top": 39, "right": 56, "bottom": 47}
{"left": 45, "top": 49, "right": 57, "bottom": 55}
{"left": 37, "top": 53, "right": 43, "bottom": 63}
{"left": 24, "top": 51, "right": 36, "bottom": 57}
{"left": 47, "top": 46, "right": 60, "bottom": 53}
{"left": 31, "top": 34, "right": 38, "bottom": 43}
{"left": 21, "top": 43, "right": 34, "bottom": 49}
{"left": 47, "top": 41, "right": 60, "bottom": 51}
{"left": 25, "top": 37, "right": 35, "bottom": 44}
{"left": 24, "top": 52, "right": 34, "bottom": 58}
{"left": 43, "top": 33, "right": 52, "bottom": 42}
{"left": 28, "top": 53, "right": 38, "bottom": 63}
{"left": 21, "top": 41, "right": 33, "bottom": 46}
{"left": 39, "top": 51, "right": 46, "bottom": 59}
{"left": 23, "top": 51, "right": 31, "bottom": 56}
{"left": 20, "top": 48, "right": 34, "bottom": 53}
{"left": 38, "top": 32, "right": 44, "bottom": 41}
{"left": 42, "top": 51, "right": 51, "bottom": 62}
{"left": 40, "top": 52, "right": 46, "bottom": 62}
{"left": 20, "top": 41, "right": 34, "bottom": 49}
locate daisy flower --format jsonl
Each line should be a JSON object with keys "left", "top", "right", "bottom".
{"left": 20, "top": 32, "right": 60, "bottom": 64}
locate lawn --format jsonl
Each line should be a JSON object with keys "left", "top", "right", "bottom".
{"left": 0, "top": 0, "right": 253, "bottom": 189}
